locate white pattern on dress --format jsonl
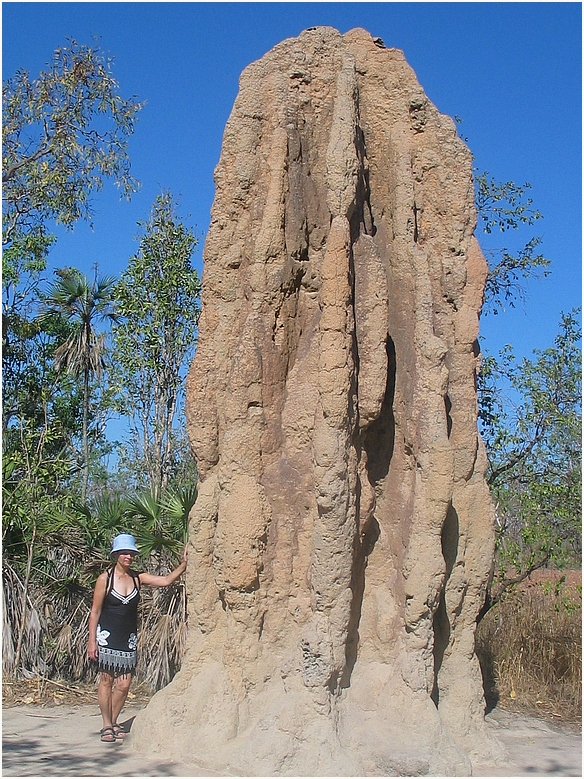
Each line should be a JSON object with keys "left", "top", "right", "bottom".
{"left": 96, "top": 626, "right": 110, "bottom": 646}
{"left": 110, "top": 587, "right": 138, "bottom": 605}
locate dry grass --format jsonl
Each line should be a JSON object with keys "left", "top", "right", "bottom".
{"left": 476, "top": 572, "right": 582, "bottom": 723}
{"left": 2, "top": 676, "right": 153, "bottom": 708}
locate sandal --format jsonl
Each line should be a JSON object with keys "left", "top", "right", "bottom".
{"left": 112, "top": 723, "right": 126, "bottom": 739}
{"left": 100, "top": 726, "right": 117, "bottom": 743}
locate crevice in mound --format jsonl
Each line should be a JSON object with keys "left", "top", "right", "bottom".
{"left": 413, "top": 203, "right": 420, "bottom": 243}
{"left": 363, "top": 335, "right": 396, "bottom": 484}
{"left": 341, "top": 334, "right": 396, "bottom": 687}
{"left": 444, "top": 394, "right": 453, "bottom": 438}
{"left": 431, "top": 504, "right": 459, "bottom": 706}
{"left": 350, "top": 124, "right": 376, "bottom": 244}
{"left": 342, "top": 512, "right": 380, "bottom": 687}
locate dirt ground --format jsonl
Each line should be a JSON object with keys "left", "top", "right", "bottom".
{"left": 2, "top": 700, "right": 581, "bottom": 777}
{"left": 472, "top": 707, "right": 581, "bottom": 777}
{"left": 2, "top": 702, "right": 220, "bottom": 777}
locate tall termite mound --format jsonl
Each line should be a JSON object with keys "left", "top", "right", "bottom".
{"left": 132, "top": 26, "right": 502, "bottom": 775}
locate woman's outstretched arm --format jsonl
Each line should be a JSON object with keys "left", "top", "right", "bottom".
{"left": 138, "top": 546, "right": 188, "bottom": 588}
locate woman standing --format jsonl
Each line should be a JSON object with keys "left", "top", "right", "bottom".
{"left": 87, "top": 533, "right": 187, "bottom": 742}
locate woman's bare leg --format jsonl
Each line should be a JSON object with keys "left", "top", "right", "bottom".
{"left": 111, "top": 673, "right": 132, "bottom": 729}
{"left": 97, "top": 671, "right": 114, "bottom": 729}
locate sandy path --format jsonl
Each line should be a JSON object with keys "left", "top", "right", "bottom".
{"left": 473, "top": 708, "right": 581, "bottom": 777}
{"left": 2, "top": 702, "right": 581, "bottom": 776}
{"left": 2, "top": 704, "right": 220, "bottom": 777}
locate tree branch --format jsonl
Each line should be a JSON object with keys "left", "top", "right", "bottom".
{"left": 477, "top": 552, "right": 551, "bottom": 623}
{"left": 3, "top": 141, "right": 52, "bottom": 183}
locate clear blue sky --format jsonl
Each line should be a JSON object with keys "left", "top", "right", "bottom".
{"left": 3, "top": 2, "right": 582, "bottom": 361}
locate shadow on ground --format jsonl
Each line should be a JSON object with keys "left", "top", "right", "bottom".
{"left": 3, "top": 703, "right": 581, "bottom": 777}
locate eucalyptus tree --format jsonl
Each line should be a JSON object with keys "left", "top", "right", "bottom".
{"left": 473, "top": 170, "right": 581, "bottom": 616}
{"left": 2, "top": 38, "right": 142, "bottom": 278}
{"left": 475, "top": 172, "right": 550, "bottom": 316}
{"left": 477, "top": 309, "right": 582, "bottom": 615}
{"left": 2, "top": 36, "right": 142, "bottom": 509}
{"left": 40, "top": 268, "right": 119, "bottom": 501}
{"left": 112, "top": 192, "right": 200, "bottom": 492}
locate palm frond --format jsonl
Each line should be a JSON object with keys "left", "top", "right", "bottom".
{"left": 160, "top": 484, "right": 197, "bottom": 520}
{"left": 2, "top": 564, "right": 47, "bottom": 677}
{"left": 125, "top": 490, "right": 162, "bottom": 525}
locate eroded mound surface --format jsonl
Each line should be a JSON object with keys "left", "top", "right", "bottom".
{"left": 133, "top": 26, "right": 501, "bottom": 775}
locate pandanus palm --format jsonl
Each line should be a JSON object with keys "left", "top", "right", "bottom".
{"left": 40, "top": 268, "right": 118, "bottom": 501}
{"left": 124, "top": 485, "right": 196, "bottom": 690}
{"left": 125, "top": 485, "right": 196, "bottom": 567}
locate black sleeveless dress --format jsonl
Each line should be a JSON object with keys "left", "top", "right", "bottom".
{"left": 97, "top": 568, "right": 141, "bottom": 676}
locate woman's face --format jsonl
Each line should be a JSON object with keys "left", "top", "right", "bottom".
{"left": 116, "top": 550, "right": 137, "bottom": 564}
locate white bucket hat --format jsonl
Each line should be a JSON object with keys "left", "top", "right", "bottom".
{"left": 111, "top": 533, "right": 139, "bottom": 555}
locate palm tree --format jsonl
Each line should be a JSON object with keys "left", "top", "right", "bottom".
{"left": 40, "top": 267, "right": 118, "bottom": 501}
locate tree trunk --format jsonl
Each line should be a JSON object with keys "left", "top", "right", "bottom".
{"left": 82, "top": 365, "right": 89, "bottom": 502}
{"left": 14, "top": 525, "right": 36, "bottom": 674}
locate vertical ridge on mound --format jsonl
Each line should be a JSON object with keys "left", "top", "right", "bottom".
{"left": 132, "top": 26, "right": 502, "bottom": 775}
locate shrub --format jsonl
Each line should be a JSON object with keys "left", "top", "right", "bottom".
{"left": 476, "top": 573, "right": 582, "bottom": 722}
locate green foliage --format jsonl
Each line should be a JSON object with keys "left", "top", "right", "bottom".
{"left": 2, "top": 416, "right": 81, "bottom": 675}
{"left": 111, "top": 192, "right": 200, "bottom": 491}
{"left": 2, "top": 232, "right": 55, "bottom": 305}
{"left": 3, "top": 424, "right": 75, "bottom": 551}
{"left": 473, "top": 166, "right": 580, "bottom": 620}
{"left": 2, "top": 38, "right": 142, "bottom": 272}
{"left": 124, "top": 485, "right": 196, "bottom": 563}
{"left": 475, "top": 174, "right": 542, "bottom": 234}
{"left": 40, "top": 267, "right": 119, "bottom": 501}
{"left": 478, "top": 310, "right": 582, "bottom": 586}
{"left": 475, "top": 172, "right": 551, "bottom": 315}
{"left": 3, "top": 308, "right": 81, "bottom": 438}
{"left": 2, "top": 42, "right": 196, "bottom": 688}
{"left": 56, "top": 484, "right": 194, "bottom": 568}
{"left": 40, "top": 267, "right": 118, "bottom": 380}
{"left": 2, "top": 36, "right": 142, "bottom": 508}
{"left": 72, "top": 495, "right": 128, "bottom": 563}
{"left": 2, "top": 303, "right": 83, "bottom": 560}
